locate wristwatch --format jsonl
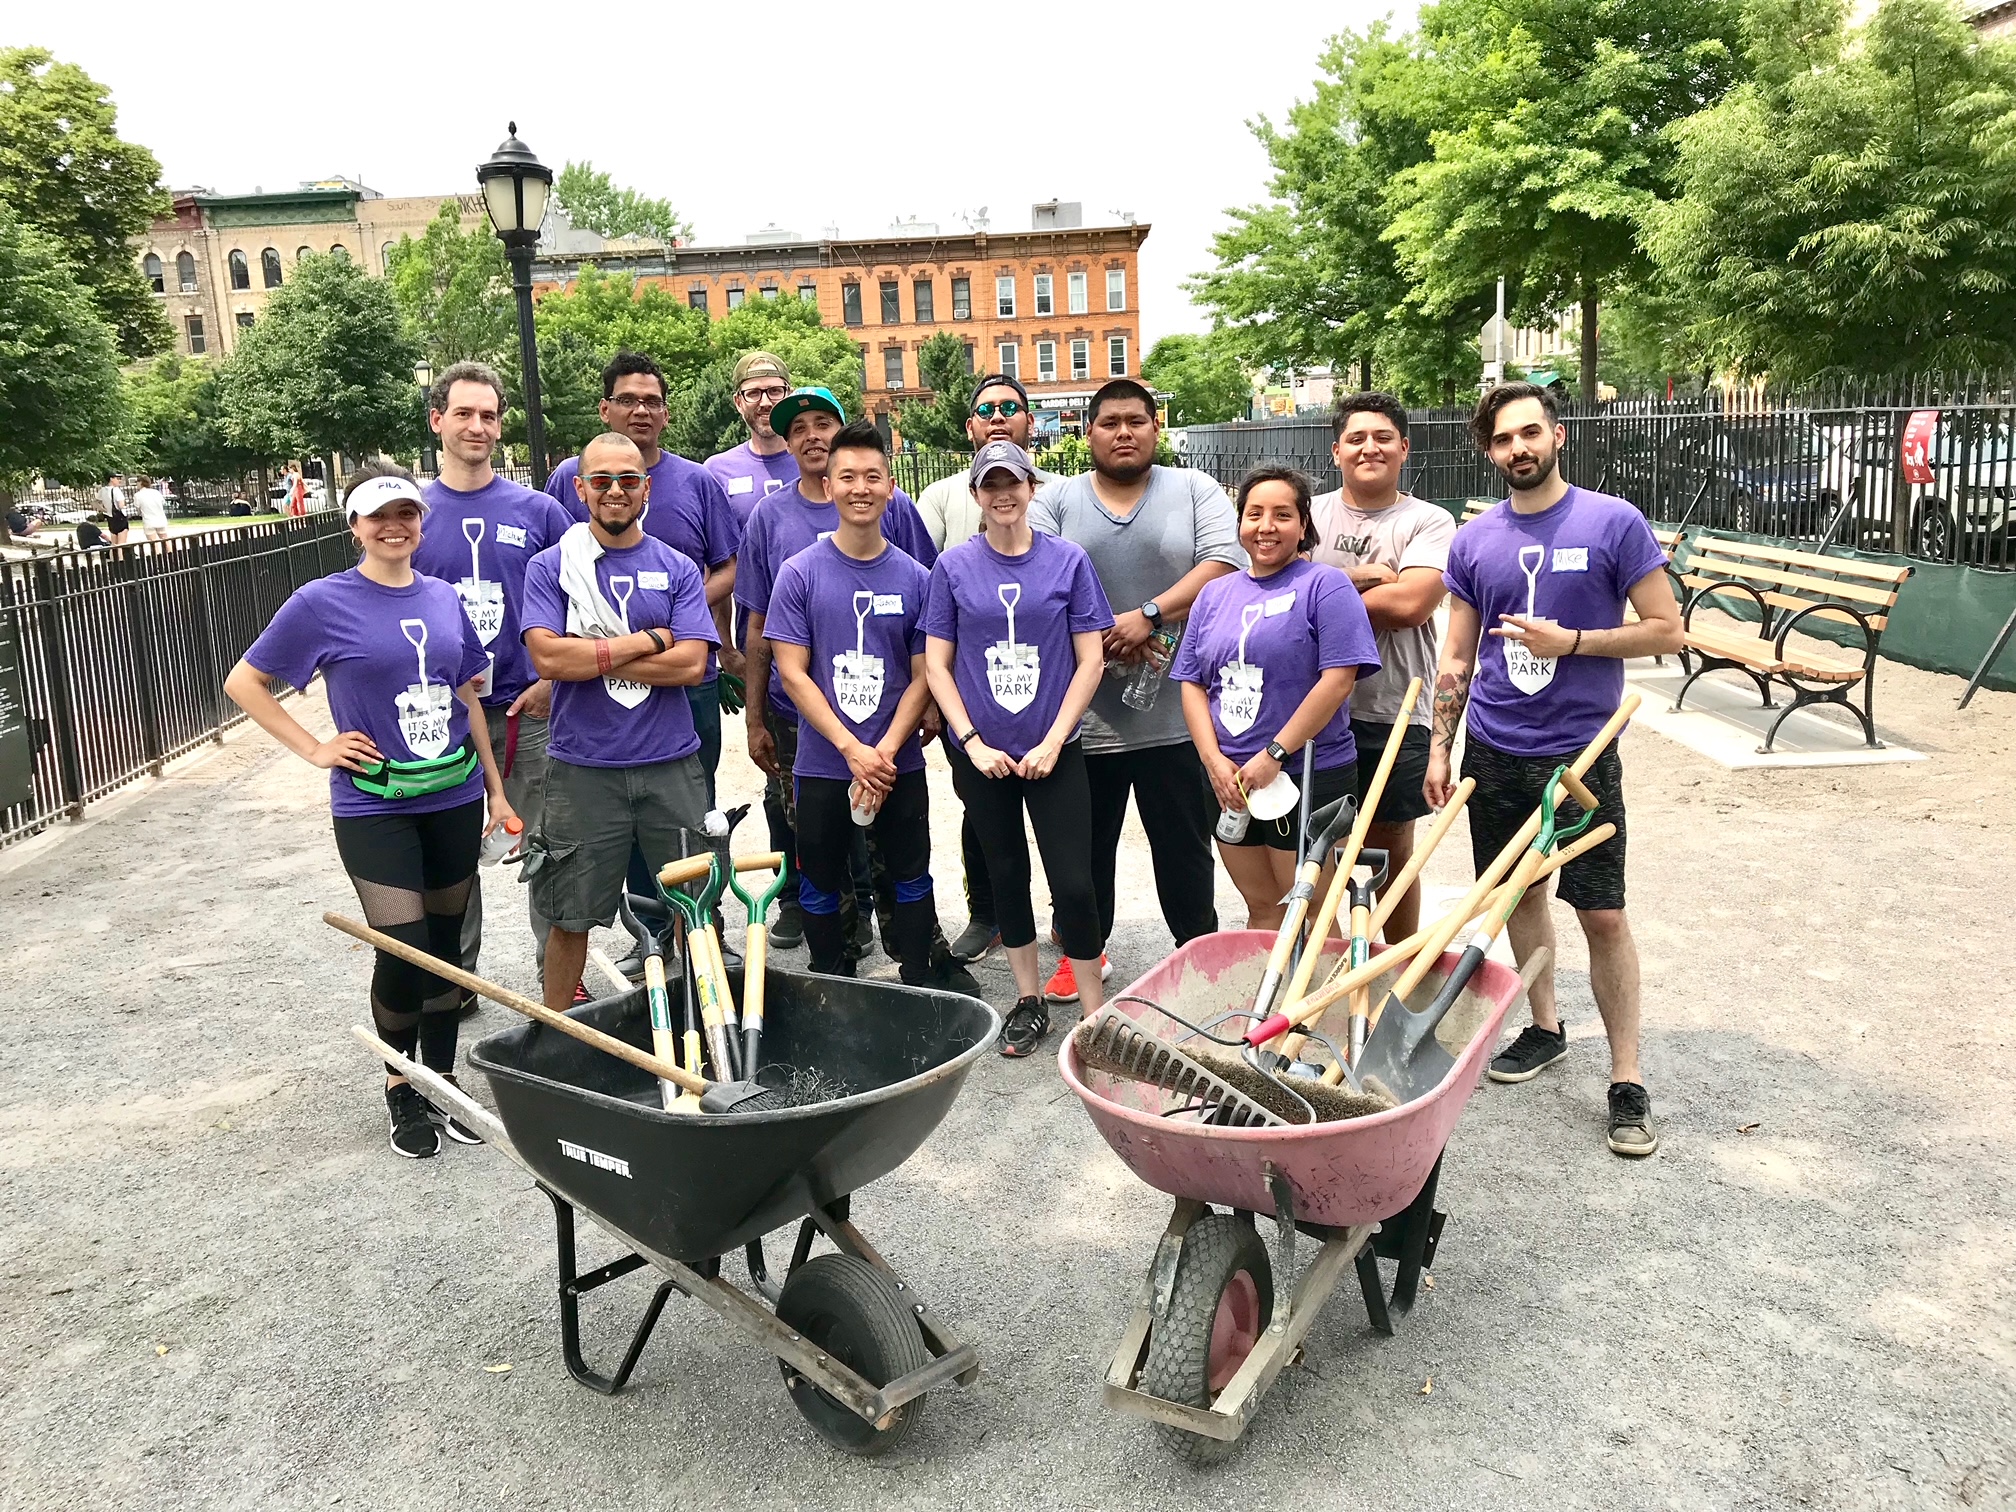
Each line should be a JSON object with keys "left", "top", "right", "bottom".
{"left": 1141, "top": 599, "right": 1164, "bottom": 628}
{"left": 1265, "top": 740, "right": 1290, "bottom": 763}
{"left": 959, "top": 728, "right": 982, "bottom": 747}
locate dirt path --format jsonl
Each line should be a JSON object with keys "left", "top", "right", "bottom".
{"left": 1, "top": 661, "right": 2011, "bottom": 1510}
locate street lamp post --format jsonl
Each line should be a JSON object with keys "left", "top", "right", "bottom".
{"left": 477, "top": 123, "right": 553, "bottom": 487}
{"left": 415, "top": 358, "right": 436, "bottom": 477}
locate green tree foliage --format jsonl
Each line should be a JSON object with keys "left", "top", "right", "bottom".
{"left": 894, "top": 332, "right": 979, "bottom": 450}
{"left": 218, "top": 253, "right": 421, "bottom": 482}
{"left": 1142, "top": 334, "right": 1253, "bottom": 425}
{"left": 0, "top": 48, "right": 170, "bottom": 358}
{"left": 0, "top": 204, "right": 128, "bottom": 525}
{"left": 1649, "top": 0, "right": 2016, "bottom": 378}
{"left": 385, "top": 203, "right": 514, "bottom": 369}
{"left": 662, "top": 295, "right": 867, "bottom": 460}
{"left": 554, "top": 162, "right": 691, "bottom": 246}
{"left": 124, "top": 354, "right": 274, "bottom": 486}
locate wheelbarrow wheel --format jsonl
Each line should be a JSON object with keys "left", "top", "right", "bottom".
{"left": 1141, "top": 1213, "right": 1275, "bottom": 1466}
{"left": 775, "top": 1253, "right": 930, "bottom": 1456}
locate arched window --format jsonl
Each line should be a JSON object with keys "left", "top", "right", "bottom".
{"left": 329, "top": 244, "right": 348, "bottom": 260}
{"left": 381, "top": 241, "right": 396, "bottom": 273}
{"left": 296, "top": 245, "right": 313, "bottom": 265}
{"left": 228, "top": 250, "right": 250, "bottom": 290}
{"left": 143, "top": 253, "right": 164, "bottom": 294}
{"left": 175, "top": 251, "right": 197, "bottom": 292}
{"left": 262, "top": 248, "right": 283, "bottom": 288}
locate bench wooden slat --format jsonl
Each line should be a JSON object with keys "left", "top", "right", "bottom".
{"left": 1690, "top": 536, "right": 1912, "bottom": 585}
{"left": 1679, "top": 553, "right": 1900, "bottom": 609}
{"left": 1678, "top": 576, "right": 1889, "bottom": 631}
{"left": 1683, "top": 625, "right": 1866, "bottom": 683}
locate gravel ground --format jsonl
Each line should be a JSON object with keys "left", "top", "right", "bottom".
{"left": 2, "top": 658, "right": 2012, "bottom": 1511}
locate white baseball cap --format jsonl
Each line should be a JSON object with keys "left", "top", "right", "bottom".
{"left": 345, "top": 475, "right": 429, "bottom": 521}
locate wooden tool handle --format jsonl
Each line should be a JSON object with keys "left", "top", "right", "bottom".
{"left": 657, "top": 851, "right": 787, "bottom": 888}
{"left": 324, "top": 911, "right": 709, "bottom": 1095}
{"left": 1557, "top": 769, "right": 1600, "bottom": 813}
{"left": 744, "top": 924, "right": 767, "bottom": 1029}
{"left": 1366, "top": 777, "right": 1474, "bottom": 937}
{"left": 733, "top": 851, "right": 786, "bottom": 874}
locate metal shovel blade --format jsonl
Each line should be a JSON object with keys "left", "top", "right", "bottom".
{"left": 1353, "top": 945, "right": 1488, "bottom": 1103}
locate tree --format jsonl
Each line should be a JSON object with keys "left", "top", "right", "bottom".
{"left": 385, "top": 203, "right": 514, "bottom": 370}
{"left": 0, "top": 205, "right": 128, "bottom": 537}
{"left": 1648, "top": 0, "right": 2016, "bottom": 378}
{"left": 124, "top": 355, "right": 274, "bottom": 488}
{"left": 554, "top": 162, "right": 691, "bottom": 246}
{"left": 0, "top": 48, "right": 170, "bottom": 358}
{"left": 1142, "top": 334, "right": 1252, "bottom": 425}
{"left": 1381, "top": 0, "right": 1745, "bottom": 399}
{"left": 662, "top": 294, "right": 868, "bottom": 460}
{"left": 894, "top": 332, "right": 979, "bottom": 450}
{"left": 219, "top": 253, "right": 421, "bottom": 492}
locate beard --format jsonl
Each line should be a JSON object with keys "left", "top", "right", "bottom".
{"left": 1494, "top": 443, "right": 1559, "bottom": 492}
{"left": 1096, "top": 452, "right": 1153, "bottom": 485}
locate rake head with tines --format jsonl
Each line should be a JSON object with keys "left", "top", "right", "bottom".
{"left": 1072, "top": 1008, "right": 1308, "bottom": 1128}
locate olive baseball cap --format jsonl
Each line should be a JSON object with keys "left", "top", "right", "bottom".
{"left": 732, "top": 351, "right": 790, "bottom": 389}
{"left": 770, "top": 385, "right": 846, "bottom": 437}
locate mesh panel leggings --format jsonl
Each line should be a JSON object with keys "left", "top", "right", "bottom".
{"left": 332, "top": 799, "right": 484, "bottom": 1075}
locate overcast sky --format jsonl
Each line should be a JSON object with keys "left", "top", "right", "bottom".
{"left": 30, "top": 1, "right": 1418, "bottom": 349}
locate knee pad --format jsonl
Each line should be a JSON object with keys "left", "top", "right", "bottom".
{"left": 797, "top": 876, "right": 841, "bottom": 916}
{"left": 893, "top": 873, "right": 934, "bottom": 905}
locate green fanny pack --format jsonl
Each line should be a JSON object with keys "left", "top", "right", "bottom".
{"left": 349, "top": 742, "right": 478, "bottom": 801}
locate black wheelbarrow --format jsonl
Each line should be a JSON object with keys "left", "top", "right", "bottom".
{"left": 357, "top": 965, "right": 999, "bottom": 1456}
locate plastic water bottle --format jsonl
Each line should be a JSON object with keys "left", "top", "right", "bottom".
{"left": 1215, "top": 806, "right": 1251, "bottom": 843}
{"left": 1121, "top": 624, "right": 1181, "bottom": 712}
{"left": 480, "top": 816, "right": 524, "bottom": 866}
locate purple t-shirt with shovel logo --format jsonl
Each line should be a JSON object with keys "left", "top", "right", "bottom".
{"left": 762, "top": 537, "right": 931, "bottom": 782}
{"left": 245, "top": 568, "right": 490, "bottom": 817}
{"left": 920, "top": 531, "right": 1114, "bottom": 760}
{"left": 1444, "top": 487, "right": 1668, "bottom": 758}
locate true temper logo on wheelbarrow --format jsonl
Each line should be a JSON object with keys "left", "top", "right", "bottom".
{"left": 558, "top": 1138, "right": 631, "bottom": 1178}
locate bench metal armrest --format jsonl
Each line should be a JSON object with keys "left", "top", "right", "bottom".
{"left": 1683, "top": 579, "right": 1772, "bottom": 635}
{"left": 1773, "top": 598, "right": 1879, "bottom": 667}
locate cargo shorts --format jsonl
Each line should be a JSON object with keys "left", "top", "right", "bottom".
{"left": 528, "top": 754, "right": 710, "bottom": 933}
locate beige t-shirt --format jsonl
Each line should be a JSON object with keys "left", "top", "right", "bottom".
{"left": 1308, "top": 490, "right": 1455, "bottom": 727}
{"left": 916, "top": 465, "right": 1059, "bottom": 550}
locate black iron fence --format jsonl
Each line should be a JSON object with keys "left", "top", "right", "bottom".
{"left": 0, "top": 513, "right": 357, "bottom": 846}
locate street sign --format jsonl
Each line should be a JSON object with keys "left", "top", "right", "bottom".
{"left": 1901, "top": 409, "right": 1939, "bottom": 485}
{"left": 1479, "top": 314, "right": 1512, "bottom": 365}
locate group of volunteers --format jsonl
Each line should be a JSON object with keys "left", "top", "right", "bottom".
{"left": 228, "top": 346, "right": 1679, "bottom": 1162}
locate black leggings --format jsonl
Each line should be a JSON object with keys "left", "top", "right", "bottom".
{"left": 945, "top": 739, "right": 1101, "bottom": 961}
{"left": 795, "top": 769, "right": 938, "bottom": 982}
{"left": 332, "top": 799, "right": 484, "bottom": 1075}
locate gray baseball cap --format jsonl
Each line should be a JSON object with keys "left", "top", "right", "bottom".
{"left": 968, "top": 439, "right": 1036, "bottom": 487}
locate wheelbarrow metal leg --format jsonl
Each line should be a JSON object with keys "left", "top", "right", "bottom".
{"left": 1360, "top": 1153, "right": 1448, "bottom": 1328}
{"left": 544, "top": 1187, "right": 680, "bottom": 1396}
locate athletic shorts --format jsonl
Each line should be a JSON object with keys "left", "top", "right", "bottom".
{"left": 1460, "top": 737, "right": 1627, "bottom": 912}
{"left": 1224, "top": 762, "right": 1356, "bottom": 852}
{"left": 1352, "top": 719, "right": 1433, "bottom": 825}
{"left": 528, "top": 755, "right": 709, "bottom": 932}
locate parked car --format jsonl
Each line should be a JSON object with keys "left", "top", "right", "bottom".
{"left": 1842, "top": 412, "right": 2015, "bottom": 563}
{"left": 1658, "top": 419, "right": 1848, "bottom": 538}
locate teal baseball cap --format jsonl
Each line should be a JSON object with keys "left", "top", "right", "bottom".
{"left": 769, "top": 385, "right": 845, "bottom": 438}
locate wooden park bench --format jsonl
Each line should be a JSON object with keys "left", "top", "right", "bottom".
{"left": 1673, "top": 534, "right": 1913, "bottom": 752}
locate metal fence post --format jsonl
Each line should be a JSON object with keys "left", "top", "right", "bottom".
{"left": 119, "top": 548, "right": 167, "bottom": 776}
{"left": 29, "top": 558, "right": 85, "bottom": 819}
{"left": 188, "top": 539, "right": 227, "bottom": 744}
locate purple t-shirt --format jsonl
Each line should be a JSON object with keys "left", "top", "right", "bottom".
{"left": 740, "top": 485, "right": 940, "bottom": 717}
{"left": 703, "top": 441, "right": 800, "bottom": 527}
{"left": 1171, "top": 558, "right": 1381, "bottom": 769}
{"left": 763, "top": 538, "right": 931, "bottom": 782}
{"left": 246, "top": 569, "right": 489, "bottom": 817}
{"left": 1444, "top": 487, "right": 1668, "bottom": 758}
{"left": 412, "top": 476, "right": 574, "bottom": 707}
{"left": 519, "top": 535, "right": 720, "bottom": 768}
{"left": 920, "top": 531, "right": 1114, "bottom": 760}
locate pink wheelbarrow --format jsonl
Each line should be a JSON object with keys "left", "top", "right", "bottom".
{"left": 1059, "top": 928, "right": 1543, "bottom": 1465}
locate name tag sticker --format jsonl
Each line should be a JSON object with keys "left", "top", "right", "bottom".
{"left": 495, "top": 524, "right": 527, "bottom": 547}
{"left": 727, "top": 476, "right": 754, "bottom": 495}
{"left": 1263, "top": 591, "right": 1296, "bottom": 616}
{"left": 1553, "top": 547, "right": 1590, "bottom": 572}
{"left": 817, "top": 531, "right": 835, "bottom": 542}
{"left": 764, "top": 479, "right": 786, "bottom": 495}
{"left": 872, "top": 594, "right": 905, "bottom": 615}
{"left": 637, "top": 570, "right": 671, "bottom": 589}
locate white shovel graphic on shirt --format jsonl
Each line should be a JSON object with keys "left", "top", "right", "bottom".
{"left": 985, "top": 583, "right": 1040, "bottom": 713}
{"left": 1217, "top": 602, "right": 1267, "bottom": 736}
{"left": 832, "top": 590, "right": 886, "bottom": 722}
{"left": 602, "top": 576, "right": 652, "bottom": 710}
{"left": 1503, "top": 543, "right": 1558, "bottom": 695}
{"left": 393, "top": 618, "right": 454, "bottom": 758}
{"left": 456, "top": 518, "right": 505, "bottom": 644}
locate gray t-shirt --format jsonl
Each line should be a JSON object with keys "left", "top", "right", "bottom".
{"left": 1031, "top": 466, "right": 1246, "bottom": 752}
{"left": 1308, "top": 490, "right": 1455, "bottom": 727}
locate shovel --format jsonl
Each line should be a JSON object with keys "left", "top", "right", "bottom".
{"left": 725, "top": 853, "right": 792, "bottom": 1075}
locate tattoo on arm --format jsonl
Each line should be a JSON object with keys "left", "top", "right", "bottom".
{"left": 1431, "top": 669, "right": 1471, "bottom": 750}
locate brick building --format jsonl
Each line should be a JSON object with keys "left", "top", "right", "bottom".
{"left": 534, "top": 202, "right": 1150, "bottom": 434}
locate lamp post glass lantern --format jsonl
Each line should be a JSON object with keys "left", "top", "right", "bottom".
{"left": 479, "top": 122, "right": 553, "bottom": 487}
{"left": 415, "top": 358, "right": 436, "bottom": 477}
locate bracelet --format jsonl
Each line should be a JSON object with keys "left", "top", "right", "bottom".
{"left": 959, "top": 728, "right": 982, "bottom": 746}
{"left": 643, "top": 627, "right": 667, "bottom": 655}
{"left": 594, "top": 638, "right": 612, "bottom": 675}
{"left": 1570, "top": 628, "right": 1583, "bottom": 656}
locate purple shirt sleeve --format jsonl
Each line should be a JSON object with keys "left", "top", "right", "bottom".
{"left": 541, "top": 496, "right": 576, "bottom": 548}
{"left": 244, "top": 584, "right": 329, "bottom": 691}
{"left": 1612, "top": 511, "right": 1668, "bottom": 597}
{"left": 701, "top": 471, "right": 742, "bottom": 569}
{"left": 1313, "top": 567, "right": 1381, "bottom": 675}
{"left": 543, "top": 458, "right": 584, "bottom": 518}
{"left": 740, "top": 509, "right": 778, "bottom": 617}
{"left": 1443, "top": 530, "right": 1477, "bottom": 608}
{"left": 1169, "top": 595, "right": 1207, "bottom": 684}
{"left": 886, "top": 489, "right": 939, "bottom": 568}
{"left": 763, "top": 561, "right": 812, "bottom": 648}
{"left": 666, "top": 554, "right": 721, "bottom": 645}
{"left": 520, "top": 552, "right": 566, "bottom": 640}
{"left": 920, "top": 559, "right": 956, "bottom": 641}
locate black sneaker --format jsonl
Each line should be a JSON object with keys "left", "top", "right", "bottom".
{"left": 1489, "top": 1023, "right": 1568, "bottom": 1083}
{"left": 427, "top": 1074, "right": 485, "bottom": 1146}
{"left": 1607, "top": 1082, "right": 1659, "bottom": 1156}
{"left": 611, "top": 950, "right": 646, "bottom": 982}
{"left": 999, "top": 996, "right": 1050, "bottom": 1058}
{"left": 950, "top": 917, "right": 1001, "bottom": 962}
{"left": 386, "top": 1083, "right": 440, "bottom": 1159}
{"left": 850, "top": 911, "right": 877, "bottom": 960}
{"left": 934, "top": 961, "right": 986, "bottom": 999}
{"left": 770, "top": 898, "right": 806, "bottom": 949}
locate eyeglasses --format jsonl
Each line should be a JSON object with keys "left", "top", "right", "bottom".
{"left": 606, "top": 394, "right": 667, "bottom": 413}
{"left": 972, "top": 400, "right": 1025, "bottom": 419}
{"left": 738, "top": 385, "right": 788, "bottom": 404}
{"left": 584, "top": 472, "right": 648, "bottom": 492}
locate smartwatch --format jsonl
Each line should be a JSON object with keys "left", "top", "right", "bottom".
{"left": 1265, "top": 740, "right": 1290, "bottom": 764}
{"left": 1141, "top": 599, "right": 1164, "bottom": 628}
{"left": 959, "top": 728, "right": 982, "bottom": 747}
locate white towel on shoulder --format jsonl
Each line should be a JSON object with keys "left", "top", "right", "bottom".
{"left": 558, "top": 522, "right": 627, "bottom": 637}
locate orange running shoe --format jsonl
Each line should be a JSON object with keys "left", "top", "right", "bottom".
{"left": 1041, "top": 953, "right": 1112, "bottom": 1003}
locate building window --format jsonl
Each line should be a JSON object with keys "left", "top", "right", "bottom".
{"left": 879, "top": 280, "right": 901, "bottom": 323}
{"left": 884, "top": 348, "right": 905, "bottom": 388}
{"left": 1108, "top": 335, "right": 1129, "bottom": 376}
{"left": 262, "top": 248, "right": 283, "bottom": 288}
{"left": 228, "top": 250, "right": 250, "bottom": 290}
{"left": 185, "top": 315, "right": 205, "bottom": 355}
{"left": 1036, "top": 340, "right": 1057, "bottom": 382}
{"left": 296, "top": 245, "right": 313, "bottom": 265}
{"left": 951, "top": 276, "right": 971, "bottom": 320}
{"left": 995, "top": 274, "right": 1016, "bottom": 318}
{"left": 1034, "top": 274, "right": 1054, "bottom": 316}
{"left": 759, "top": 283, "right": 778, "bottom": 299}
{"left": 330, "top": 244, "right": 349, "bottom": 260}
{"left": 841, "top": 281, "right": 863, "bottom": 326}
{"left": 963, "top": 341, "right": 975, "bottom": 374}
{"left": 236, "top": 311, "right": 255, "bottom": 330}
{"left": 1071, "top": 338, "right": 1091, "bottom": 380}
{"left": 688, "top": 288, "right": 709, "bottom": 313}
{"left": 1068, "top": 271, "right": 1088, "bottom": 315}
{"left": 143, "top": 253, "right": 164, "bottom": 294}
{"left": 176, "top": 251, "right": 198, "bottom": 293}
{"left": 798, "top": 282, "right": 817, "bottom": 303}
{"left": 913, "top": 279, "right": 934, "bottom": 323}
{"left": 997, "top": 341, "right": 1019, "bottom": 379}
{"left": 726, "top": 286, "right": 745, "bottom": 310}
{"left": 1107, "top": 268, "right": 1126, "bottom": 311}
{"left": 857, "top": 343, "right": 868, "bottom": 387}
{"left": 382, "top": 241, "right": 396, "bottom": 273}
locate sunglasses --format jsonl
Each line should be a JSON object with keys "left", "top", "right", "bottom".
{"left": 972, "top": 400, "right": 1025, "bottom": 419}
{"left": 584, "top": 472, "right": 648, "bottom": 492}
